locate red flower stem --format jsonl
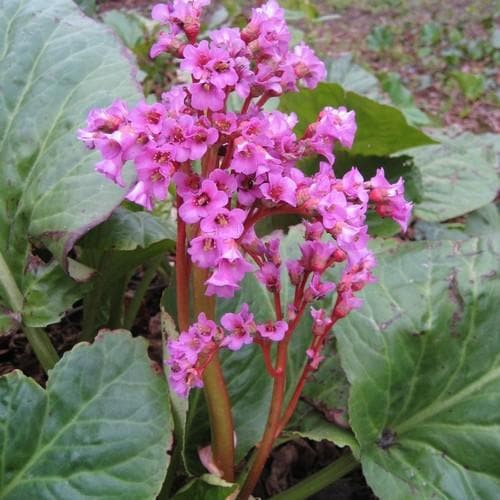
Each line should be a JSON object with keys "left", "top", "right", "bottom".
{"left": 192, "top": 266, "right": 235, "bottom": 482}
{"left": 176, "top": 196, "right": 190, "bottom": 332}
{"left": 241, "top": 95, "right": 252, "bottom": 114}
{"left": 221, "top": 140, "right": 235, "bottom": 170}
{"left": 238, "top": 294, "right": 309, "bottom": 499}
{"left": 238, "top": 337, "right": 289, "bottom": 500}
{"left": 256, "top": 340, "right": 280, "bottom": 377}
{"left": 202, "top": 144, "right": 219, "bottom": 176}
{"left": 256, "top": 91, "right": 271, "bottom": 108}
{"left": 276, "top": 297, "right": 343, "bottom": 435}
{"left": 242, "top": 206, "right": 307, "bottom": 236}
{"left": 274, "top": 291, "right": 283, "bottom": 321}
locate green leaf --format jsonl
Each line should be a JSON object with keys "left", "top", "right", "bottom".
{"left": 450, "top": 71, "right": 486, "bottom": 101}
{"left": 279, "top": 83, "right": 436, "bottom": 157}
{"left": 285, "top": 337, "right": 358, "bottom": 454}
{"left": 366, "top": 26, "right": 394, "bottom": 52}
{"left": 326, "top": 54, "right": 381, "bottom": 99}
{"left": 173, "top": 474, "right": 237, "bottom": 500}
{"left": 21, "top": 260, "right": 84, "bottom": 327}
{"left": 409, "top": 133, "right": 499, "bottom": 222}
{"left": 78, "top": 207, "right": 175, "bottom": 338}
{"left": 413, "top": 204, "right": 500, "bottom": 241}
{"left": 413, "top": 221, "right": 468, "bottom": 241}
{"left": 492, "top": 28, "right": 500, "bottom": 49}
{"left": 101, "top": 9, "right": 146, "bottom": 49}
{"left": 73, "top": 0, "right": 96, "bottom": 16}
{"left": 336, "top": 237, "right": 500, "bottom": 499}
{"left": 0, "top": 0, "right": 141, "bottom": 329}
{"left": 0, "top": 308, "right": 19, "bottom": 336}
{"left": 420, "top": 22, "right": 442, "bottom": 46}
{"left": 0, "top": 330, "right": 171, "bottom": 499}
{"left": 465, "top": 203, "right": 500, "bottom": 236}
{"left": 378, "top": 72, "right": 430, "bottom": 127}
{"left": 79, "top": 207, "right": 175, "bottom": 253}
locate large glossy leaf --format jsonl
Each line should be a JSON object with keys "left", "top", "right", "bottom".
{"left": 409, "top": 133, "right": 499, "bottom": 222}
{"left": 279, "top": 82, "right": 436, "bottom": 156}
{"left": 285, "top": 337, "right": 358, "bottom": 453}
{"left": 79, "top": 207, "right": 175, "bottom": 253}
{"left": 336, "top": 236, "right": 500, "bottom": 499}
{"left": 0, "top": 330, "right": 171, "bottom": 499}
{"left": 0, "top": 0, "right": 141, "bottom": 330}
{"left": 78, "top": 207, "right": 175, "bottom": 337}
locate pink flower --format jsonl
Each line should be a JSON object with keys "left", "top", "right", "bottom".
{"left": 260, "top": 173, "right": 297, "bottom": 206}
{"left": 150, "top": 32, "right": 184, "bottom": 58}
{"left": 305, "top": 274, "right": 336, "bottom": 301}
{"left": 207, "top": 51, "right": 239, "bottom": 89}
{"left": 95, "top": 156, "right": 126, "bottom": 187}
{"left": 288, "top": 42, "right": 326, "bottom": 89}
{"left": 299, "top": 240, "right": 336, "bottom": 273}
{"left": 181, "top": 41, "right": 214, "bottom": 79}
{"left": 306, "top": 348, "right": 325, "bottom": 369}
{"left": 173, "top": 170, "right": 201, "bottom": 197}
{"left": 318, "top": 106, "right": 357, "bottom": 149}
{"left": 210, "top": 27, "right": 246, "bottom": 57}
{"left": 231, "top": 139, "right": 268, "bottom": 175}
{"left": 78, "top": 99, "right": 129, "bottom": 145}
{"left": 310, "top": 307, "right": 332, "bottom": 335}
{"left": 209, "top": 169, "right": 238, "bottom": 195}
{"left": 342, "top": 167, "right": 369, "bottom": 205}
{"left": 129, "top": 101, "right": 166, "bottom": 135}
{"left": 179, "top": 180, "right": 228, "bottom": 223}
{"left": 221, "top": 304, "right": 255, "bottom": 350}
{"left": 318, "top": 190, "right": 348, "bottom": 229}
{"left": 304, "top": 221, "right": 324, "bottom": 240}
{"left": 286, "top": 260, "right": 304, "bottom": 286}
{"left": 257, "top": 320, "right": 288, "bottom": 342}
{"left": 264, "top": 238, "right": 281, "bottom": 266}
{"left": 256, "top": 262, "right": 281, "bottom": 292}
{"left": 188, "top": 235, "right": 221, "bottom": 268}
{"left": 369, "top": 168, "right": 412, "bottom": 231}
{"left": 190, "top": 81, "right": 225, "bottom": 111}
{"left": 205, "top": 257, "right": 253, "bottom": 298}
{"left": 200, "top": 208, "right": 247, "bottom": 239}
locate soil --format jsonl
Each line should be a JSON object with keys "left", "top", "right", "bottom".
{"left": 310, "top": 0, "right": 499, "bottom": 134}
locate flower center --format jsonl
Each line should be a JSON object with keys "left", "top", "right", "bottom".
{"left": 203, "top": 238, "right": 216, "bottom": 251}
{"left": 215, "top": 214, "right": 229, "bottom": 226}
{"left": 214, "top": 61, "right": 229, "bottom": 73}
{"left": 196, "top": 193, "right": 210, "bottom": 206}
{"left": 153, "top": 151, "right": 170, "bottom": 164}
{"left": 150, "top": 169, "right": 165, "bottom": 182}
{"left": 147, "top": 111, "right": 161, "bottom": 124}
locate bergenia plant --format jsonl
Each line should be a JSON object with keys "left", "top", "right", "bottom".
{"left": 78, "top": 0, "right": 412, "bottom": 496}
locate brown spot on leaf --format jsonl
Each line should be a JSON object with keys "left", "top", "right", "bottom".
{"left": 379, "top": 312, "right": 403, "bottom": 331}
{"left": 377, "top": 428, "right": 397, "bottom": 450}
{"left": 447, "top": 269, "right": 465, "bottom": 338}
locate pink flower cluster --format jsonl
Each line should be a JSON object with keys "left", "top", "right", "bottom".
{"left": 78, "top": 0, "right": 412, "bottom": 397}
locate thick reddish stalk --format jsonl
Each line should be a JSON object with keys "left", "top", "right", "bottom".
{"left": 238, "top": 338, "right": 289, "bottom": 499}
{"left": 176, "top": 195, "right": 190, "bottom": 332}
{"left": 192, "top": 266, "right": 235, "bottom": 482}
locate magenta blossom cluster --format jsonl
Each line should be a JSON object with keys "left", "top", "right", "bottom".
{"left": 78, "top": 0, "right": 412, "bottom": 397}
